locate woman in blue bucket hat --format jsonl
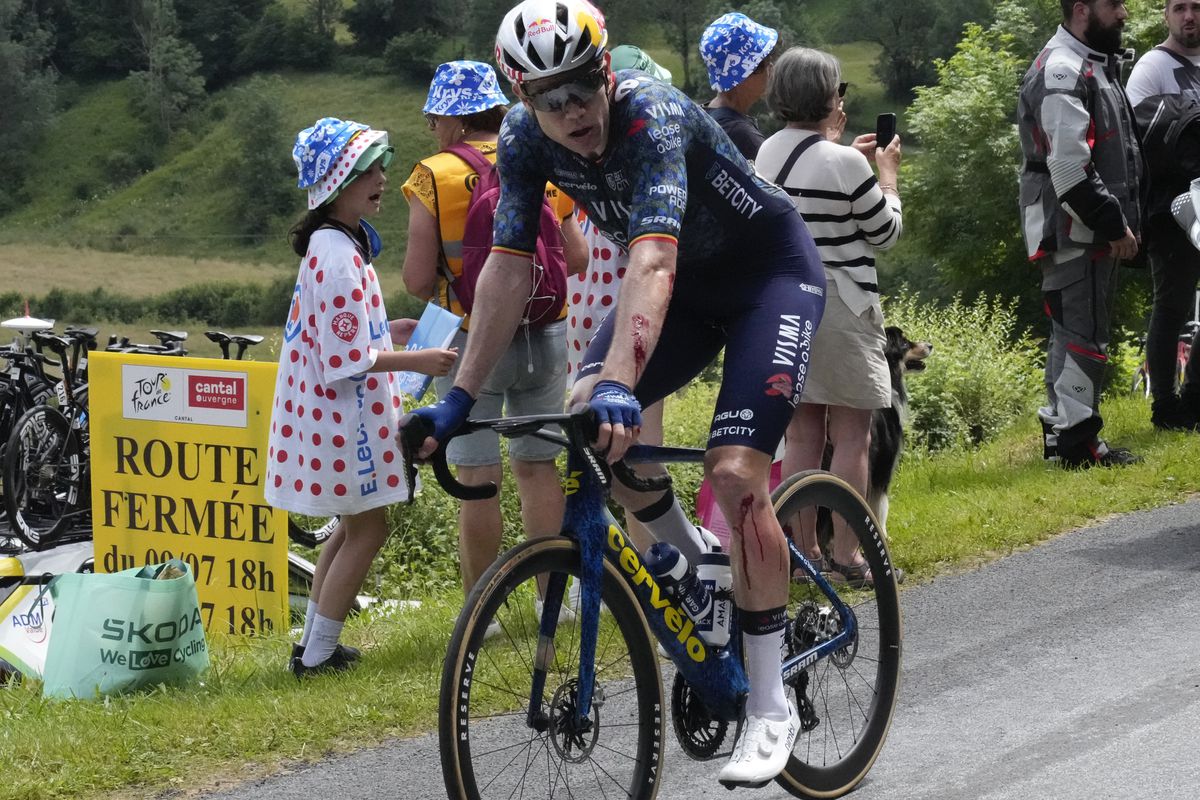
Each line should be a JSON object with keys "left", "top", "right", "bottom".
{"left": 271, "top": 118, "right": 458, "bottom": 676}
{"left": 699, "top": 12, "right": 779, "bottom": 160}
{"left": 401, "top": 62, "right": 586, "bottom": 611}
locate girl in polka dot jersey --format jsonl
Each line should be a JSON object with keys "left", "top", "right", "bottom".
{"left": 271, "top": 118, "right": 458, "bottom": 676}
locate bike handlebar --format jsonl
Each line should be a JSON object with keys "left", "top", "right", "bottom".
{"left": 397, "top": 404, "right": 680, "bottom": 503}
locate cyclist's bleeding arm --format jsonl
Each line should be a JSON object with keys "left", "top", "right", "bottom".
{"left": 593, "top": 236, "right": 676, "bottom": 461}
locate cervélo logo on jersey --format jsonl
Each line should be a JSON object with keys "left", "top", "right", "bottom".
{"left": 122, "top": 364, "right": 248, "bottom": 428}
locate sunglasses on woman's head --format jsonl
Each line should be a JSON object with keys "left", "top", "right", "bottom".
{"left": 521, "top": 67, "right": 607, "bottom": 113}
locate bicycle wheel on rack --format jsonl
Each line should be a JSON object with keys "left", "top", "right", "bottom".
{"left": 440, "top": 535, "right": 664, "bottom": 800}
{"left": 773, "top": 471, "right": 902, "bottom": 799}
{"left": 287, "top": 514, "right": 340, "bottom": 548}
{"left": 4, "top": 405, "right": 82, "bottom": 547}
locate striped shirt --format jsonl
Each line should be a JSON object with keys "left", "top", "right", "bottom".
{"left": 756, "top": 129, "right": 902, "bottom": 316}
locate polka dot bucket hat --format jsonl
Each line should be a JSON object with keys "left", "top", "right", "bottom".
{"left": 699, "top": 12, "right": 779, "bottom": 92}
{"left": 293, "top": 117, "right": 391, "bottom": 210}
{"left": 423, "top": 60, "right": 509, "bottom": 117}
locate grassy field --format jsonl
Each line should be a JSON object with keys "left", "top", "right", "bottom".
{"left": 0, "top": 244, "right": 292, "bottom": 299}
{"left": 1, "top": 392, "right": 1197, "bottom": 800}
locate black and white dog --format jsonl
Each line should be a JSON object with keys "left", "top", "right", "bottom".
{"left": 865, "top": 326, "right": 932, "bottom": 529}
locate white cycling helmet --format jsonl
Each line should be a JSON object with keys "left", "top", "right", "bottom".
{"left": 494, "top": 0, "right": 609, "bottom": 84}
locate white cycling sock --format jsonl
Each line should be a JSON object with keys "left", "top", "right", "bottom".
{"left": 742, "top": 609, "right": 790, "bottom": 721}
{"left": 301, "top": 613, "right": 344, "bottom": 667}
{"left": 299, "top": 600, "right": 318, "bottom": 648}
{"left": 632, "top": 491, "right": 707, "bottom": 565}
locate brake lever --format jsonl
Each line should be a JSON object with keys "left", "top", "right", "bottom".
{"left": 397, "top": 413, "right": 497, "bottom": 502}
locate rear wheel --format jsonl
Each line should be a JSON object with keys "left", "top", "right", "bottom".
{"left": 773, "top": 471, "right": 903, "bottom": 799}
{"left": 287, "top": 514, "right": 340, "bottom": 548}
{"left": 440, "top": 535, "right": 664, "bottom": 800}
{"left": 5, "top": 406, "right": 82, "bottom": 547}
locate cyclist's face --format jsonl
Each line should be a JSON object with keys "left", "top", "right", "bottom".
{"left": 521, "top": 66, "right": 613, "bottom": 160}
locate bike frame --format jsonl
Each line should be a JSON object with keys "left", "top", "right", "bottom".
{"left": 445, "top": 414, "right": 862, "bottom": 732}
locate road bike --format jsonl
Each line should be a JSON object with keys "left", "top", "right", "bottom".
{"left": 402, "top": 408, "right": 902, "bottom": 800}
{"left": 0, "top": 317, "right": 72, "bottom": 551}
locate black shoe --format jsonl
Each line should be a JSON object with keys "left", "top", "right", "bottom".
{"left": 291, "top": 645, "right": 357, "bottom": 678}
{"left": 1151, "top": 396, "right": 1200, "bottom": 431}
{"left": 290, "top": 642, "right": 362, "bottom": 669}
{"left": 1058, "top": 440, "right": 1143, "bottom": 469}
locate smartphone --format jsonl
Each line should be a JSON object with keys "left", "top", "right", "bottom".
{"left": 875, "top": 113, "right": 897, "bottom": 149}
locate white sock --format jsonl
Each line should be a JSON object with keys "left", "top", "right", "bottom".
{"left": 301, "top": 613, "right": 344, "bottom": 667}
{"left": 743, "top": 627, "right": 790, "bottom": 721}
{"left": 299, "top": 600, "right": 318, "bottom": 648}
{"left": 633, "top": 492, "right": 707, "bottom": 565}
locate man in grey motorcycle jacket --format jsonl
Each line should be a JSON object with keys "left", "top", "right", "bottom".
{"left": 1018, "top": 0, "right": 1146, "bottom": 468}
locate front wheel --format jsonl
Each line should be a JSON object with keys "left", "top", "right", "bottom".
{"left": 440, "top": 535, "right": 665, "bottom": 800}
{"left": 774, "top": 471, "right": 903, "bottom": 799}
{"left": 4, "top": 406, "right": 83, "bottom": 548}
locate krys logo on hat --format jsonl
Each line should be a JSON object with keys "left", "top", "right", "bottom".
{"left": 293, "top": 117, "right": 390, "bottom": 210}
{"left": 699, "top": 12, "right": 779, "bottom": 92}
{"left": 423, "top": 61, "right": 509, "bottom": 117}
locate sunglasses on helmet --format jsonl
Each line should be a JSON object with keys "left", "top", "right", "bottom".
{"left": 521, "top": 67, "right": 608, "bottom": 113}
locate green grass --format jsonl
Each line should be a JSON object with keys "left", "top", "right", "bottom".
{"left": 1, "top": 392, "right": 1197, "bottom": 800}
{"left": 2, "top": 72, "right": 437, "bottom": 264}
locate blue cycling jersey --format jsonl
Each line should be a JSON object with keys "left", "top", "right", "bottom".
{"left": 493, "top": 71, "right": 795, "bottom": 263}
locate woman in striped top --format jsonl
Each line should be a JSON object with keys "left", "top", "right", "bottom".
{"left": 756, "top": 47, "right": 903, "bottom": 586}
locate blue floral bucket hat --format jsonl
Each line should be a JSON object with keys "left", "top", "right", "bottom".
{"left": 699, "top": 12, "right": 779, "bottom": 92}
{"left": 293, "top": 117, "right": 392, "bottom": 210}
{"left": 423, "top": 61, "right": 509, "bottom": 117}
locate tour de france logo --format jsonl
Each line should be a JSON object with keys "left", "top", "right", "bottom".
{"left": 130, "top": 372, "right": 172, "bottom": 414}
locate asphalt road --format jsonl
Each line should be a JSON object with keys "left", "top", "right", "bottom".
{"left": 202, "top": 498, "right": 1200, "bottom": 800}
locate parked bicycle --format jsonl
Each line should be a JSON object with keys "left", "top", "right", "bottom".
{"left": 4, "top": 328, "right": 191, "bottom": 548}
{"left": 402, "top": 407, "right": 902, "bottom": 800}
{"left": 0, "top": 316, "right": 71, "bottom": 549}
{"left": 1129, "top": 290, "right": 1200, "bottom": 399}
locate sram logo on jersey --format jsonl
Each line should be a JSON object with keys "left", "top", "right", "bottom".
{"left": 704, "top": 164, "right": 764, "bottom": 220}
{"left": 639, "top": 215, "right": 682, "bottom": 230}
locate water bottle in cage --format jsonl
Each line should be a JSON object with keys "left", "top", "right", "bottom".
{"left": 644, "top": 542, "right": 729, "bottom": 647}
{"left": 697, "top": 547, "right": 732, "bottom": 648}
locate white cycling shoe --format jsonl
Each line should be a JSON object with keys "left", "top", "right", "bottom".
{"left": 534, "top": 577, "right": 581, "bottom": 623}
{"left": 717, "top": 701, "right": 801, "bottom": 788}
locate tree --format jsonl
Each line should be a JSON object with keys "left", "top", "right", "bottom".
{"left": 222, "top": 76, "right": 293, "bottom": 239}
{"left": 849, "top": 0, "right": 993, "bottom": 101}
{"left": 129, "top": 0, "right": 205, "bottom": 140}
{"left": 174, "top": 0, "right": 269, "bottom": 86}
{"left": 0, "top": 0, "right": 57, "bottom": 215}
{"left": 654, "top": 1, "right": 719, "bottom": 96}
{"left": 305, "top": 0, "right": 343, "bottom": 38}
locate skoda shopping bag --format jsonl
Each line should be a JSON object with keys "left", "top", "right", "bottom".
{"left": 41, "top": 560, "right": 209, "bottom": 699}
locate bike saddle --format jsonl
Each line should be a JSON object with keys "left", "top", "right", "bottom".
{"left": 148, "top": 329, "right": 189, "bottom": 345}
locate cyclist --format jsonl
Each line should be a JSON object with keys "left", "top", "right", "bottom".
{"left": 403, "top": 0, "right": 826, "bottom": 786}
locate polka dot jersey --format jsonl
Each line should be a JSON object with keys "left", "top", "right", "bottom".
{"left": 264, "top": 228, "right": 411, "bottom": 515}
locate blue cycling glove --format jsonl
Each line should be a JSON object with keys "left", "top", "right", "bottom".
{"left": 410, "top": 386, "right": 475, "bottom": 443}
{"left": 589, "top": 380, "right": 642, "bottom": 429}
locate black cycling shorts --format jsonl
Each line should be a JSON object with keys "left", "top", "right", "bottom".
{"left": 578, "top": 210, "right": 826, "bottom": 456}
